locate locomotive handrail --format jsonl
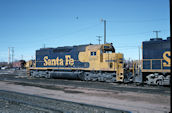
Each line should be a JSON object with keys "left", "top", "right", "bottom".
{"left": 142, "top": 59, "right": 163, "bottom": 70}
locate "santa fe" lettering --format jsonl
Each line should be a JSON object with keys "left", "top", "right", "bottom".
{"left": 43, "top": 55, "right": 74, "bottom": 66}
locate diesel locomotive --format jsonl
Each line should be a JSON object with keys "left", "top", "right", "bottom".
{"left": 27, "top": 37, "right": 171, "bottom": 85}
{"left": 141, "top": 37, "right": 171, "bottom": 85}
{"left": 27, "top": 43, "right": 124, "bottom": 82}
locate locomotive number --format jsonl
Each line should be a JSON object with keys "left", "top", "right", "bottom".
{"left": 163, "top": 51, "right": 171, "bottom": 67}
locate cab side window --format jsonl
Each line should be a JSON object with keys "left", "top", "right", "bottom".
{"left": 91, "top": 52, "right": 96, "bottom": 56}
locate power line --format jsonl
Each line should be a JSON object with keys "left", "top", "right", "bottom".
{"left": 109, "top": 31, "right": 150, "bottom": 37}
{"left": 108, "top": 18, "right": 169, "bottom": 23}
{"left": 116, "top": 45, "right": 138, "bottom": 48}
{"left": 109, "top": 29, "right": 169, "bottom": 37}
{"left": 58, "top": 23, "right": 100, "bottom": 39}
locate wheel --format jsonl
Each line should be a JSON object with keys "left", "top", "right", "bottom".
{"left": 156, "top": 80, "right": 163, "bottom": 86}
{"left": 84, "top": 73, "right": 91, "bottom": 81}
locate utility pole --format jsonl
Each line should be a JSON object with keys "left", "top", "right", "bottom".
{"left": 153, "top": 31, "right": 160, "bottom": 38}
{"left": 96, "top": 36, "right": 102, "bottom": 44}
{"left": 138, "top": 46, "right": 140, "bottom": 65}
{"left": 11, "top": 47, "right": 14, "bottom": 65}
{"left": 137, "top": 46, "right": 141, "bottom": 74}
{"left": 101, "top": 19, "right": 106, "bottom": 44}
{"left": 11, "top": 47, "right": 14, "bottom": 66}
{"left": 8, "top": 47, "right": 10, "bottom": 64}
{"left": 8, "top": 47, "right": 14, "bottom": 66}
{"left": 21, "top": 55, "right": 23, "bottom": 60}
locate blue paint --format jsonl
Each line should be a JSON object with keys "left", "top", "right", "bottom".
{"left": 142, "top": 37, "right": 170, "bottom": 70}
{"left": 35, "top": 45, "right": 89, "bottom": 68}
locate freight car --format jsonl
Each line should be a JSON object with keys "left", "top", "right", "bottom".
{"left": 12, "top": 60, "right": 26, "bottom": 69}
{"left": 141, "top": 37, "right": 171, "bottom": 85}
{"left": 27, "top": 43, "right": 124, "bottom": 82}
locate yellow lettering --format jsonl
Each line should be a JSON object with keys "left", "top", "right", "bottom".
{"left": 52, "top": 59, "right": 56, "bottom": 66}
{"left": 56, "top": 57, "right": 59, "bottom": 65}
{"left": 43, "top": 56, "right": 48, "bottom": 66}
{"left": 65, "top": 55, "right": 70, "bottom": 66}
{"left": 65, "top": 55, "right": 74, "bottom": 66}
{"left": 163, "top": 51, "right": 171, "bottom": 67}
{"left": 43, "top": 55, "right": 74, "bottom": 66}
{"left": 70, "top": 59, "right": 74, "bottom": 66}
{"left": 48, "top": 59, "right": 52, "bottom": 66}
{"left": 59, "top": 59, "right": 64, "bottom": 66}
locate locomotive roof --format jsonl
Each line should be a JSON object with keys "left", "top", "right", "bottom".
{"left": 37, "top": 43, "right": 115, "bottom": 52}
{"left": 143, "top": 37, "right": 170, "bottom": 43}
{"left": 87, "top": 44, "right": 102, "bottom": 51}
{"left": 39, "top": 44, "right": 91, "bottom": 50}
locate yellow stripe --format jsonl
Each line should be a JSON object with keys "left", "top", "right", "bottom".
{"left": 143, "top": 59, "right": 163, "bottom": 60}
{"left": 29, "top": 67, "right": 115, "bottom": 72}
{"left": 142, "top": 69, "right": 170, "bottom": 73}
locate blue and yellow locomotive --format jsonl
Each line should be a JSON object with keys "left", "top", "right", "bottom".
{"left": 141, "top": 37, "right": 171, "bottom": 85}
{"left": 27, "top": 43, "right": 124, "bottom": 82}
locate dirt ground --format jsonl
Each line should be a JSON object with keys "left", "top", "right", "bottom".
{"left": 0, "top": 69, "right": 171, "bottom": 113}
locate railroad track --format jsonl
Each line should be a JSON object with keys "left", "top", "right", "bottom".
{"left": 0, "top": 71, "right": 170, "bottom": 113}
{"left": 0, "top": 90, "right": 130, "bottom": 113}
{"left": 0, "top": 73, "right": 170, "bottom": 95}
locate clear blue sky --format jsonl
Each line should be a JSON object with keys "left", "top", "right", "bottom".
{"left": 0, "top": 0, "right": 170, "bottom": 62}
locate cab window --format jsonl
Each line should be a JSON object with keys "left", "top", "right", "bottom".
{"left": 91, "top": 52, "right": 96, "bottom": 56}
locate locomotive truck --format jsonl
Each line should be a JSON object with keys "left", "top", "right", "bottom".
{"left": 27, "top": 37, "right": 171, "bottom": 85}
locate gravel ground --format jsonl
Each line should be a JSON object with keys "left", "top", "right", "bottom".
{"left": 0, "top": 69, "right": 171, "bottom": 113}
{"left": 0, "top": 99, "right": 50, "bottom": 113}
{"left": 0, "top": 90, "right": 129, "bottom": 113}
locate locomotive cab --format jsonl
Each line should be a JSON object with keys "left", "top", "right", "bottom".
{"left": 79, "top": 43, "right": 124, "bottom": 82}
{"left": 101, "top": 44, "right": 124, "bottom": 81}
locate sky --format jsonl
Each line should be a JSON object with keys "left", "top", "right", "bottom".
{"left": 0, "top": 0, "right": 170, "bottom": 62}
